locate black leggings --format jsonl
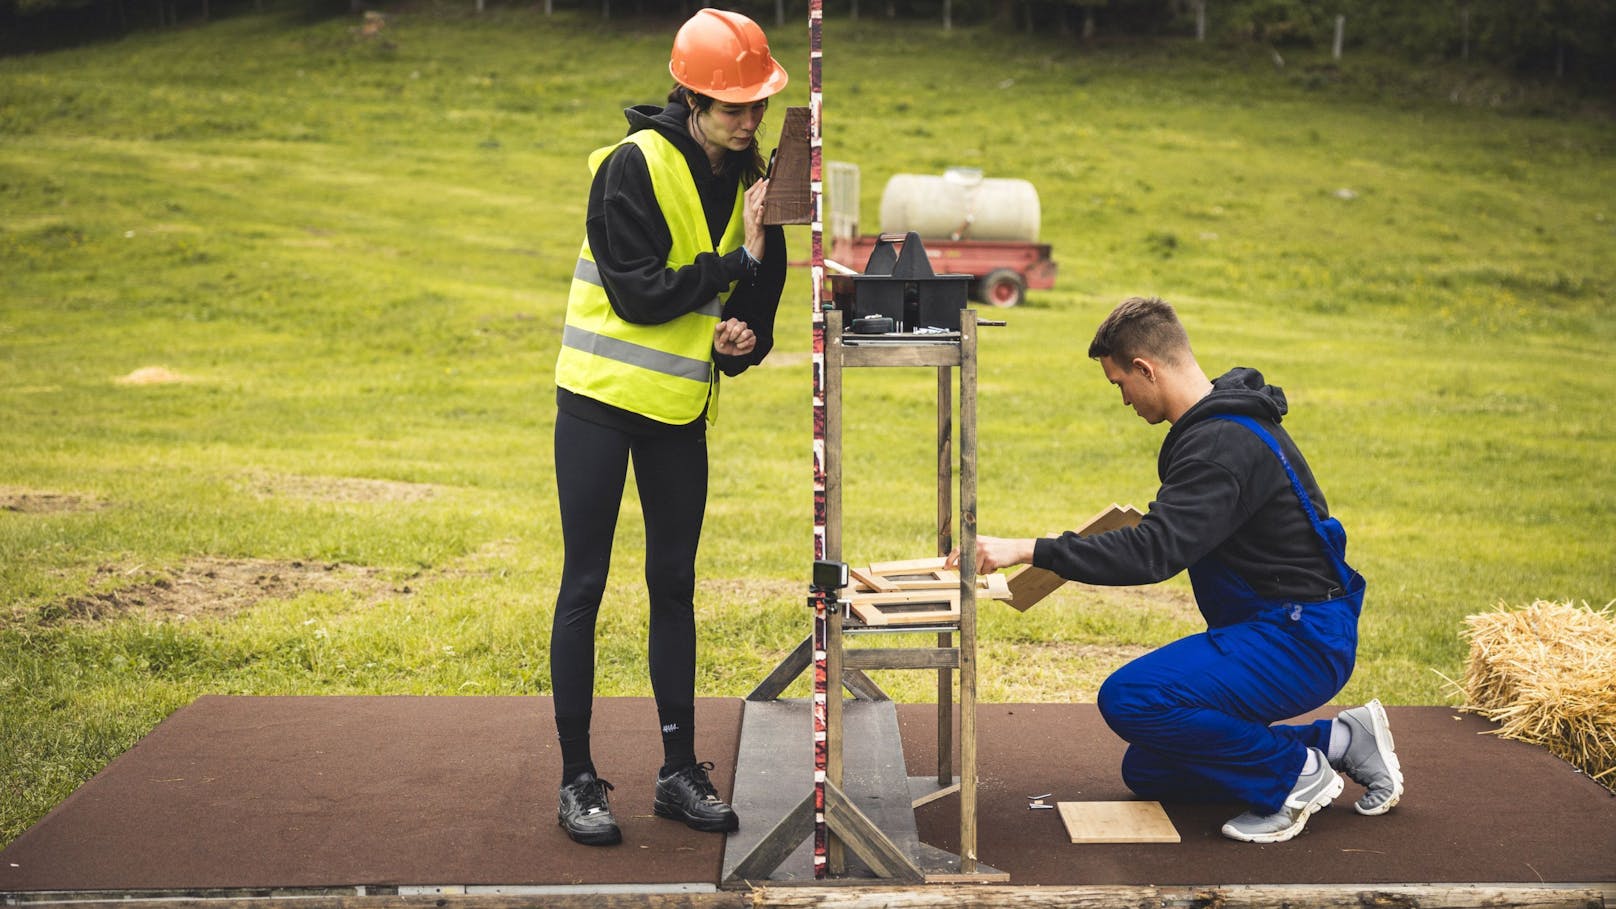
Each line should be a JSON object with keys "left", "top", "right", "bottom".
{"left": 550, "top": 408, "right": 708, "bottom": 728}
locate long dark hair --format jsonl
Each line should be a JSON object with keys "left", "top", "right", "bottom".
{"left": 669, "top": 85, "right": 766, "bottom": 184}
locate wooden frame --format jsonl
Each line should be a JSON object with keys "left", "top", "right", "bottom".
{"left": 731, "top": 309, "right": 997, "bottom": 883}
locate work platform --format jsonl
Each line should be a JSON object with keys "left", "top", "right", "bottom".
{"left": 3, "top": 695, "right": 1613, "bottom": 905}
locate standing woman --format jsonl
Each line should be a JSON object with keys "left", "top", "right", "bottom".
{"left": 549, "top": 9, "right": 788, "bottom": 847}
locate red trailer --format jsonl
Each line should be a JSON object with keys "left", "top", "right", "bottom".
{"left": 824, "top": 163, "right": 1057, "bottom": 308}
{"left": 828, "top": 234, "right": 1055, "bottom": 308}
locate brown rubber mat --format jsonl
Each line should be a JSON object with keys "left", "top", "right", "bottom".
{"left": 0, "top": 695, "right": 741, "bottom": 891}
{"left": 900, "top": 703, "right": 1616, "bottom": 885}
{"left": 2, "top": 698, "right": 1612, "bottom": 892}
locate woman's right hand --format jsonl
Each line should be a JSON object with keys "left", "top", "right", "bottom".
{"left": 742, "top": 178, "right": 769, "bottom": 260}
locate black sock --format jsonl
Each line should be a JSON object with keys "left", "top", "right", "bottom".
{"left": 556, "top": 713, "right": 594, "bottom": 786}
{"left": 657, "top": 704, "right": 697, "bottom": 774}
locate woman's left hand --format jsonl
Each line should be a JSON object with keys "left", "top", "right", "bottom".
{"left": 714, "top": 318, "right": 756, "bottom": 357}
{"left": 742, "top": 179, "right": 769, "bottom": 260}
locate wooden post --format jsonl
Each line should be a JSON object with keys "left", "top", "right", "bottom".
{"left": 1332, "top": 14, "right": 1345, "bottom": 60}
{"left": 936, "top": 365, "right": 954, "bottom": 788}
{"left": 826, "top": 584, "right": 846, "bottom": 874}
{"left": 1195, "top": 0, "right": 1205, "bottom": 41}
{"left": 958, "top": 308, "right": 979, "bottom": 873}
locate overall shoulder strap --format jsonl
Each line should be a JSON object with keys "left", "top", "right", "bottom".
{"left": 1211, "top": 413, "right": 1352, "bottom": 587}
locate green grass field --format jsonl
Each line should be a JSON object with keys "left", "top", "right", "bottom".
{"left": 2, "top": 8, "right": 1613, "bottom": 845}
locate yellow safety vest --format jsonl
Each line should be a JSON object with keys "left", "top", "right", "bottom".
{"left": 555, "top": 130, "right": 746, "bottom": 425}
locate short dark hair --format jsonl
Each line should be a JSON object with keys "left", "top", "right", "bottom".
{"left": 1087, "top": 296, "right": 1191, "bottom": 370}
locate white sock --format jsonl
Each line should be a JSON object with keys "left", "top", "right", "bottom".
{"left": 1302, "top": 748, "right": 1320, "bottom": 775}
{"left": 1326, "top": 718, "right": 1351, "bottom": 765}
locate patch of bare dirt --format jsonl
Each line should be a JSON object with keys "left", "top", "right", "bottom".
{"left": 36, "top": 558, "right": 404, "bottom": 625}
{"left": 115, "top": 366, "right": 192, "bottom": 385}
{"left": 242, "top": 472, "right": 443, "bottom": 504}
{"left": 1, "top": 488, "right": 104, "bottom": 514}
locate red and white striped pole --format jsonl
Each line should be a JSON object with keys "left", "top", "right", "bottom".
{"left": 807, "top": 0, "right": 829, "bottom": 880}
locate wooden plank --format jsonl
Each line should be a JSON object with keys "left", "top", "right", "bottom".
{"left": 747, "top": 633, "right": 813, "bottom": 701}
{"left": 761, "top": 106, "right": 811, "bottom": 225}
{"left": 840, "top": 344, "right": 962, "bottom": 369}
{"left": 847, "top": 566, "right": 896, "bottom": 593}
{"left": 1057, "top": 800, "right": 1180, "bottom": 844}
{"left": 1004, "top": 503, "right": 1145, "bottom": 611}
{"left": 866, "top": 556, "right": 949, "bottom": 575}
{"left": 822, "top": 783, "right": 924, "bottom": 884}
{"left": 741, "top": 885, "right": 1607, "bottom": 908}
{"left": 28, "top": 886, "right": 1607, "bottom": 909}
{"left": 847, "top": 590, "right": 958, "bottom": 606}
{"left": 884, "top": 569, "right": 957, "bottom": 587}
{"left": 827, "top": 600, "right": 846, "bottom": 874}
{"left": 846, "top": 589, "right": 959, "bottom": 627}
{"left": 958, "top": 308, "right": 980, "bottom": 875}
{"left": 907, "top": 776, "right": 959, "bottom": 809}
{"left": 724, "top": 792, "right": 815, "bottom": 884}
{"left": 843, "top": 647, "right": 959, "bottom": 671}
{"left": 840, "top": 668, "right": 889, "bottom": 702}
{"left": 723, "top": 699, "right": 817, "bottom": 883}
{"left": 726, "top": 699, "right": 934, "bottom": 883}
{"left": 848, "top": 606, "right": 960, "bottom": 628}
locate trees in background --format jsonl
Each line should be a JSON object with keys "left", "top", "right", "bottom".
{"left": 3, "top": 0, "right": 1611, "bottom": 87}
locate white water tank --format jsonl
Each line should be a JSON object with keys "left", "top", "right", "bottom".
{"left": 878, "top": 168, "right": 1041, "bottom": 242}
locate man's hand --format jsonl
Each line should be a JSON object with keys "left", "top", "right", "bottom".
{"left": 945, "top": 535, "right": 1036, "bottom": 575}
{"left": 714, "top": 317, "right": 756, "bottom": 357}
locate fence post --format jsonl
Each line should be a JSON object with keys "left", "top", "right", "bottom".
{"left": 1332, "top": 14, "right": 1344, "bottom": 60}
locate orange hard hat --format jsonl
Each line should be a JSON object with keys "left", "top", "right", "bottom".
{"left": 668, "top": 8, "right": 789, "bottom": 104}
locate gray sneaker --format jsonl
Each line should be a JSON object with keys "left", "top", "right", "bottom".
{"left": 1336, "top": 698, "right": 1404, "bottom": 815}
{"left": 1221, "top": 748, "right": 1343, "bottom": 843}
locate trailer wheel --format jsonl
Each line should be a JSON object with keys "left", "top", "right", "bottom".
{"left": 980, "top": 269, "right": 1027, "bottom": 308}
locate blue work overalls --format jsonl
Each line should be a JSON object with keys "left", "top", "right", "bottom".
{"left": 1096, "top": 414, "right": 1367, "bottom": 815}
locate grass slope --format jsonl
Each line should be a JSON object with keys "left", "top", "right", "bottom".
{"left": 2, "top": 8, "right": 1613, "bottom": 844}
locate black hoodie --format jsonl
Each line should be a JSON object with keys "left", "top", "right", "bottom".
{"left": 558, "top": 98, "right": 787, "bottom": 431}
{"left": 1031, "top": 367, "right": 1342, "bottom": 604}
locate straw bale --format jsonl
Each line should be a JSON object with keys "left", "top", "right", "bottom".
{"left": 1458, "top": 600, "right": 1616, "bottom": 793}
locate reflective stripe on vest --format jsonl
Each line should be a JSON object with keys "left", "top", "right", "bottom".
{"left": 555, "top": 129, "right": 745, "bottom": 424}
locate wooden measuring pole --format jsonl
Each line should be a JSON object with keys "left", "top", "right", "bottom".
{"left": 807, "top": 0, "right": 830, "bottom": 876}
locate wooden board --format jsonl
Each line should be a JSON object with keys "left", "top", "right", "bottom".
{"left": 846, "top": 589, "right": 959, "bottom": 627}
{"left": 1005, "top": 503, "right": 1144, "bottom": 611}
{"left": 761, "top": 106, "right": 811, "bottom": 225}
{"left": 867, "top": 556, "right": 949, "bottom": 575}
{"left": 1056, "top": 800, "right": 1180, "bottom": 844}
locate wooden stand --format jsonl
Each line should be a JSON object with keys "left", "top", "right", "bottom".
{"left": 729, "top": 309, "right": 1002, "bottom": 886}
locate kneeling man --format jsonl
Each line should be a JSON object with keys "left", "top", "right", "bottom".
{"left": 963, "top": 296, "right": 1403, "bottom": 843}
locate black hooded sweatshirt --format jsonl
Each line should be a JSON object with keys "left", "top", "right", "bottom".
{"left": 1031, "top": 367, "right": 1343, "bottom": 605}
{"left": 557, "top": 97, "right": 787, "bottom": 432}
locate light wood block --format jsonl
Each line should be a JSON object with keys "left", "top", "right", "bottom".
{"left": 867, "top": 556, "right": 950, "bottom": 575}
{"left": 1056, "top": 800, "right": 1180, "bottom": 844}
{"left": 1005, "top": 503, "right": 1144, "bottom": 611}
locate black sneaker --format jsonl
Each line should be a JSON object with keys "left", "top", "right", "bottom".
{"left": 558, "top": 772, "right": 622, "bottom": 846}
{"left": 653, "top": 761, "right": 739, "bottom": 833}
